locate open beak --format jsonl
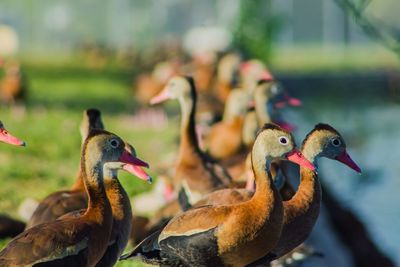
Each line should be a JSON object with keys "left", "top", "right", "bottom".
{"left": 335, "top": 150, "right": 362, "bottom": 173}
{"left": 286, "top": 149, "right": 316, "bottom": 171}
{"left": 119, "top": 149, "right": 152, "bottom": 183}
{"left": 150, "top": 88, "right": 171, "bottom": 105}
{"left": 0, "top": 128, "right": 26, "bottom": 146}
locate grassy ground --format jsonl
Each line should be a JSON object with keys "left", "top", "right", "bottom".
{"left": 0, "top": 63, "right": 179, "bottom": 266}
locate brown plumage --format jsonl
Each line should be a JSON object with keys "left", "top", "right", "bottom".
{"left": 215, "top": 52, "right": 241, "bottom": 103}
{"left": 121, "top": 123, "right": 316, "bottom": 266}
{"left": 0, "top": 60, "right": 27, "bottom": 105}
{"left": 0, "top": 129, "right": 148, "bottom": 266}
{"left": 134, "top": 61, "right": 178, "bottom": 105}
{"left": 205, "top": 88, "right": 250, "bottom": 160}
{"left": 26, "top": 109, "right": 104, "bottom": 229}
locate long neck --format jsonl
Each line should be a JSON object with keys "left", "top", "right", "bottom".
{"left": 255, "top": 95, "right": 271, "bottom": 126}
{"left": 103, "top": 170, "right": 132, "bottom": 221}
{"left": 177, "top": 91, "right": 202, "bottom": 162}
{"left": 81, "top": 157, "right": 110, "bottom": 217}
{"left": 248, "top": 146, "right": 279, "bottom": 211}
{"left": 285, "top": 144, "right": 321, "bottom": 211}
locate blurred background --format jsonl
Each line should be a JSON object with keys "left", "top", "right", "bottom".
{"left": 0, "top": 0, "right": 399, "bottom": 266}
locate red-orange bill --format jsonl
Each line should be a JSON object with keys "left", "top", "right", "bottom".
{"left": 335, "top": 150, "right": 362, "bottom": 173}
{"left": 0, "top": 128, "right": 25, "bottom": 146}
{"left": 286, "top": 149, "right": 315, "bottom": 171}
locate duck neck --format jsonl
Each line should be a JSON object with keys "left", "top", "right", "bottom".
{"left": 286, "top": 147, "right": 321, "bottom": 212}
{"left": 103, "top": 169, "right": 132, "bottom": 222}
{"left": 249, "top": 145, "right": 279, "bottom": 209}
{"left": 177, "top": 90, "right": 202, "bottom": 162}
{"left": 255, "top": 96, "right": 271, "bottom": 126}
{"left": 82, "top": 158, "right": 111, "bottom": 218}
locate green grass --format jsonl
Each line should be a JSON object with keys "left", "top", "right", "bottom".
{"left": 0, "top": 63, "right": 178, "bottom": 266}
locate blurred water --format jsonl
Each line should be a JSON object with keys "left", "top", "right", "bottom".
{"left": 283, "top": 97, "right": 400, "bottom": 265}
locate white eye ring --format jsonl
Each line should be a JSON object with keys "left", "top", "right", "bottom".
{"left": 278, "top": 136, "right": 289, "bottom": 146}
{"left": 331, "top": 138, "right": 341, "bottom": 147}
{"left": 110, "top": 139, "right": 119, "bottom": 148}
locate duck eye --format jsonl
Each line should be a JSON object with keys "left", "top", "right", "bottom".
{"left": 331, "top": 138, "right": 341, "bottom": 147}
{"left": 110, "top": 139, "right": 119, "bottom": 148}
{"left": 279, "top": 136, "right": 289, "bottom": 145}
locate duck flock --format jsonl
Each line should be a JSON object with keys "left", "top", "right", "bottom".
{"left": 0, "top": 53, "right": 362, "bottom": 267}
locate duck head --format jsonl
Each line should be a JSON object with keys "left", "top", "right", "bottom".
{"left": 223, "top": 88, "right": 252, "bottom": 121}
{"left": 252, "top": 123, "right": 315, "bottom": 171}
{"left": 84, "top": 129, "right": 150, "bottom": 183}
{"left": 150, "top": 76, "right": 194, "bottom": 105}
{"left": 301, "top": 123, "right": 361, "bottom": 173}
{"left": 0, "top": 121, "right": 25, "bottom": 146}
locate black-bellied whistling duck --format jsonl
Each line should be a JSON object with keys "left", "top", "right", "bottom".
{"left": 134, "top": 61, "right": 179, "bottom": 106}
{"left": 205, "top": 88, "right": 251, "bottom": 160}
{"left": 0, "top": 122, "right": 25, "bottom": 238}
{"left": 121, "top": 123, "right": 315, "bottom": 266}
{"left": 240, "top": 59, "right": 273, "bottom": 93}
{"left": 150, "top": 75, "right": 233, "bottom": 206}
{"left": 0, "top": 129, "right": 149, "bottom": 266}
{"left": 215, "top": 52, "right": 241, "bottom": 103}
{"left": 26, "top": 108, "right": 104, "bottom": 228}
{"left": 0, "top": 59, "right": 27, "bottom": 106}
{"left": 59, "top": 143, "right": 152, "bottom": 267}
{"left": 185, "top": 123, "right": 361, "bottom": 265}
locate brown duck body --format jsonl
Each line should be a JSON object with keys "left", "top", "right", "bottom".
{"left": 206, "top": 116, "right": 245, "bottom": 160}
{"left": 26, "top": 175, "right": 87, "bottom": 229}
{"left": 0, "top": 61, "right": 26, "bottom": 105}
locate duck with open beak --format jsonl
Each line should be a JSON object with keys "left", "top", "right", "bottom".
{"left": 0, "top": 121, "right": 25, "bottom": 146}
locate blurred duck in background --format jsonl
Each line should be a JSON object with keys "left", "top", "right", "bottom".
{"left": 0, "top": 59, "right": 27, "bottom": 110}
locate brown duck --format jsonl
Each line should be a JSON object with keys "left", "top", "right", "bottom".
{"left": 120, "top": 123, "right": 315, "bottom": 266}
{"left": 0, "top": 129, "right": 149, "bottom": 266}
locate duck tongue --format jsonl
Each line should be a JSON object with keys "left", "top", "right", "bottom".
{"left": 123, "top": 164, "right": 152, "bottom": 184}
{"left": 0, "top": 128, "right": 25, "bottom": 146}
{"left": 335, "top": 150, "right": 362, "bottom": 173}
{"left": 286, "top": 149, "right": 315, "bottom": 171}
{"left": 119, "top": 150, "right": 152, "bottom": 183}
